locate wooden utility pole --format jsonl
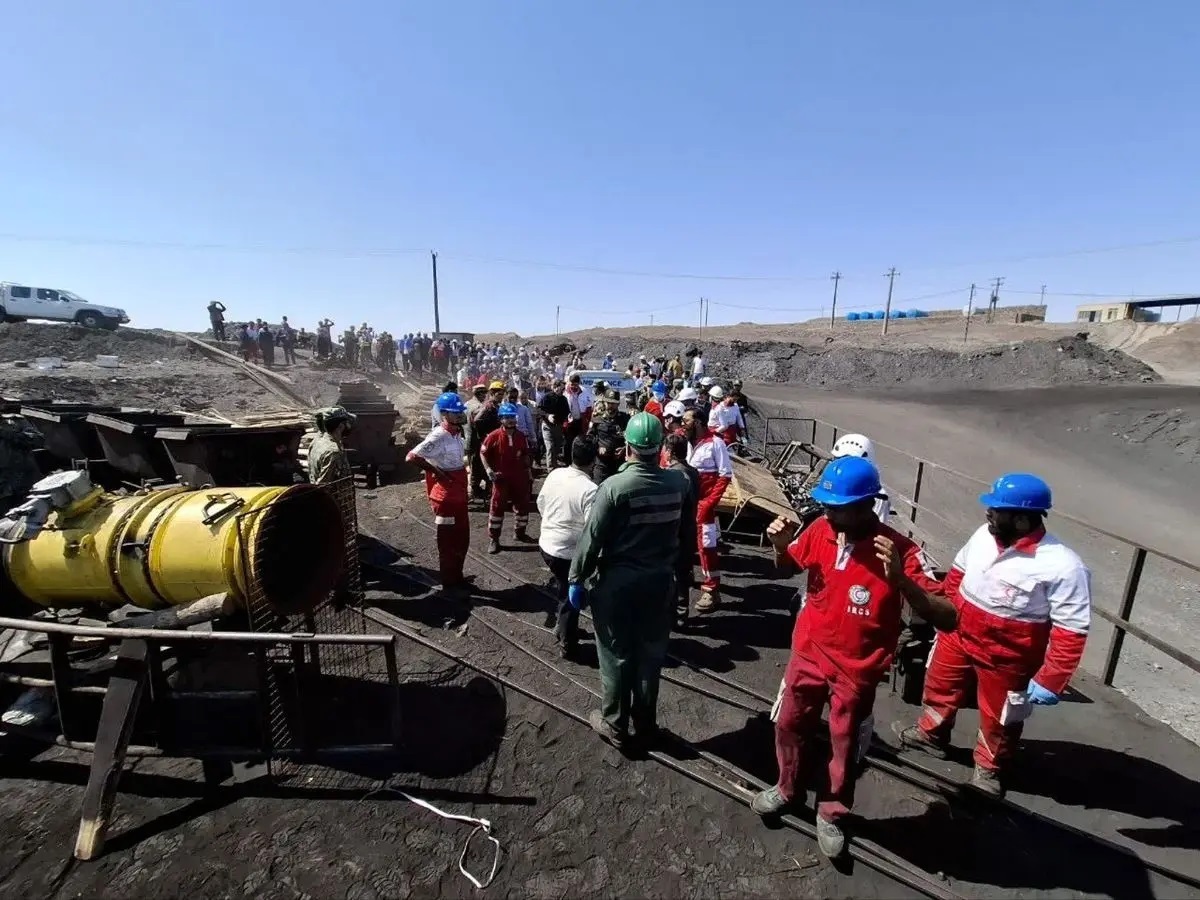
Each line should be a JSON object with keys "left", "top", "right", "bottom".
{"left": 881, "top": 267, "right": 899, "bottom": 336}
{"left": 829, "top": 271, "right": 842, "bottom": 329}
{"left": 650, "top": 313, "right": 655, "bottom": 327}
{"left": 703, "top": 297, "right": 710, "bottom": 331}
{"left": 555, "top": 305, "right": 560, "bottom": 336}
{"left": 987, "top": 276, "right": 1004, "bottom": 323}
{"left": 699, "top": 297, "right": 705, "bottom": 341}
{"left": 431, "top": 251, "right": 441, "bottom": 334}
{"left": 964, "top": 283, "right": 976, "bottom": 343}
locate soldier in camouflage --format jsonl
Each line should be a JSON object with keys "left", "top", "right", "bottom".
{"left": 308, "top": 407, "right": 356, "bottom": 484}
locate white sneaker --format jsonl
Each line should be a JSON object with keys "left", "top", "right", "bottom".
{"left": 816, "top": 815, "right": 845, "bottom": 858}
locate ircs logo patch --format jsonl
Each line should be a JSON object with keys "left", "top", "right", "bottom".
{"left": 849, "top": 585, "right": 871, "bottom": 606}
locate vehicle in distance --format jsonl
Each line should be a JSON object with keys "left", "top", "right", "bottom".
{"left": 0, "top": 284, "right": 130, "bottom": 330}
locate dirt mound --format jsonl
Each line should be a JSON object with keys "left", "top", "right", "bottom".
{"left": 0, "top": 323, "right": 185, "bottom": 365}
{"left": 569, "top": 332, "right": 1156, "bottom": 390}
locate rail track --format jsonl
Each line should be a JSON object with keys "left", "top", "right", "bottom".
{"left": 389, "top": 510, "right": 1200, "bottom": 897}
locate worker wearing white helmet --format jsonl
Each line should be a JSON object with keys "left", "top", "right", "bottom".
{"left": 831, "top": 434, "right": 891, "bottom": 522}
{"left": 677, "top": 386, "right": 698, "bottom": 409}
{"left": 707, "top": 385, "right": 746, "bottom": 446}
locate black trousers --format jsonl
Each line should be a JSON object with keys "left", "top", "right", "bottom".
{"left": 542, "top": 551, "right": 578, "bottom": 648}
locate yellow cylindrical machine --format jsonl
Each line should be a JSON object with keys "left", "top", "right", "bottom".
{"left": 2, "top": 483, "right": 345, "bottom": 615}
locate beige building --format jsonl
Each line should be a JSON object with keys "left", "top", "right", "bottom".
{"left": 1075, "top": 302, "right": 1156, "bottom": 323}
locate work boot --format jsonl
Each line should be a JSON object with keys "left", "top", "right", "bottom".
{"left": 893, "top": 722, "right": 948, "bottom": 760}
{"left": 816, "top": 815, "right": 846, "bottom": 858}
{"left": 971, "top": 765, "right": 1004, "bottom": 797}
{"left": 588, "top": 710, "right": 627, "bottom": 750}
{"left": 694, "top": 589, "right": 720, "bottom": 614}
{"left": 487, "top": 536, "right": 501, "bottom": 555}
{"left": 750, "top": 785, "right": 790, "bottom": 816}
{"left": 515, "top": 528, "right": 534, "bottom": 543}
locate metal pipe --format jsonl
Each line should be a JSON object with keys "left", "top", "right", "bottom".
{"left": 0, "top": 616, "right": 398, "bottom": 645}
{"left": 1102, "top": 548, "right": 1147, "bottom": 685}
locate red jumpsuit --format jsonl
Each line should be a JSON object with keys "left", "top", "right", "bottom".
{"left": 917, "top": 524, "right": 1090, "bottom": 772}
{"left": 481, "top": 427, "right": 531, "bottom": 539}
{"left": 406, "top": 425, "right": 469, "bottom": 586}
{"left": 688, "top": 432, "right": 732, "bottom": 594}
{"left": 778, "top": 518, "right": 942, "bottom": 821}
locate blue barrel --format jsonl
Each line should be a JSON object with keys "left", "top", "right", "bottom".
{"left": 893, "top": 310, "right": 907, "bottom": 319}
{"left": 906, "top": 308, "right": 920, "bottom": 318}
{"left": 846, "top": 312, "right": 860, "bottom": 321}
{"left": 873, "top": 310, "right": 886, "bottom": 320}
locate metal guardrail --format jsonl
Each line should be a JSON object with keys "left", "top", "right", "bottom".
{"left": 761, "top": 414, "right": 1200, "bottom": 686}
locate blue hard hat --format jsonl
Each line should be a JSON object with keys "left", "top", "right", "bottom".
{"left": 652, "top": 380, "right": 668, "bottom": 396}
{"left": 810, "top": 456, "right": 882, "bottom": 507}
{"left": 498, "top": 402, "right": 519, "bottom": 418}
{"left": 435, "top": 391, "right": 467, "bottom": 414}
{"left": 979, "top": 473, "right": 1052, "bottom": 511}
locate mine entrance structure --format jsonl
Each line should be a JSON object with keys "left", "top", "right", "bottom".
{"left": 0, "top": 474, "right": 391, "bottom": 860}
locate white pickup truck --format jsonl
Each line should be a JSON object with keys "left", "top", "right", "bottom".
{"left": 0, "top": 283, "right": 130, "bottom": 330}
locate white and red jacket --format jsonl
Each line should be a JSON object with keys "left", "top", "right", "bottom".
{"left": 707, "top": 402, "right": 745, "bottom": 444}
{"left": 407, "top": 425, "right": 467, "bottom": 507}
{"left": 945, "top": 524, "right": 1091, "bottom": 694}
{"left": 688, "top": 431, "right": 733, "bottom": 542}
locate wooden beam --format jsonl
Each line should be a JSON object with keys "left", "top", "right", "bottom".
{"left": 73, "top": 639, "right": 149, "bottom": 861}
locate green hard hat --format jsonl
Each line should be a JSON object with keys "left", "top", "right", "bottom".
{"left": 625, "top": 412, "right": 664, "bottom": 452}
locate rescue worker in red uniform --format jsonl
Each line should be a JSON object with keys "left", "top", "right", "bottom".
{"left": 658, "top": 400, "right": 687, "bottom": 468}
{"left": 643, "top": 381, "right": 667, "bottom": 423}
{"left": 683, "top": 408, "right": 732, "bottom": 613}
{"left": 753, "top": 456, "right": 954, "bottom": 857}
{"left": 480, "top": 402, "right": 534, "bottom": 554}
{"left": 407, "top": 392, "right": 471, "bottom": 594}
{"left": 897, "top": 473, "right": 1090, "bottom": 796}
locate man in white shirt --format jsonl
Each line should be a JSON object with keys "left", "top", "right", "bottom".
{"left": 706, "top": 386, "right": 746, "bottom": 445}
{"left": 691, "top": 349, "right": 705, "bottom": 386}
{"left": 538, "top": 437, "right": 599, "bottom": 658}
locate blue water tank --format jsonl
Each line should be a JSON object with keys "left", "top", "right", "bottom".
{"left": 846, "top": 312, "right": 860, "bottom": 321}
{"left": 873, "top": 310, "right": 887, "bottom": 320}
{"left": 906, "top": 308, "right": 921, "bottom": 318}
{"left": 893, "top": 310, "right": 907, "bottom": 319}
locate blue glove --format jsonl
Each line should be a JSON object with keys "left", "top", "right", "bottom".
{"left": 567, "top": 583, "right": 586, "bottom": 610}
{"left": 1027, "top": 680, "right": 1059, "bottom": 706}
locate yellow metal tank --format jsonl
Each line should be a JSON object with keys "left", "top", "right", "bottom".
{"left": 3, "top": 484, "right": 345, "bottom": 615}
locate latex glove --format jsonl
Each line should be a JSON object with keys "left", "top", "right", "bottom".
{"left": 567, "top": 583, "right": 586, "bottom": 610}
{"left": 1027, "top": 680, "right": 1059, "bottom": 706}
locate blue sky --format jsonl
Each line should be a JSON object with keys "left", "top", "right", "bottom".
{"left": 2, "top": 2, "right": 1197, "bottom": 334}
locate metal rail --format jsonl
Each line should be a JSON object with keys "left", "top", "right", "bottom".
{"left": 363, "top": 605, "right": 964, "bottom": 900}
{"left": 760, "top": 412, "right": 1200, "bottom": 686}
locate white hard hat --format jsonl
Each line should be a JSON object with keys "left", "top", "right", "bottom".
{"left": 677, "top": 387, "right": 698, "bottom": 403}
{"left": 708, "top": 385, "right": 725, "bottom": 400}
{"left": 832, "top": 433, "right": 875, "bottom": 461}
{"left": 700, "top": 377, "right": 713, "bottom": 387}
{"left": 664, "top": 400, "right": 686, "bottom": 419}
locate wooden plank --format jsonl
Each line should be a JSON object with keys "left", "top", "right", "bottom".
{"left": 73, "top": 639, "right": 150, "bottom": 861}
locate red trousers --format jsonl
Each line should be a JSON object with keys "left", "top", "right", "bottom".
{"left": 487, "top": 477, "right": 530, "bottom": 537}
{"left": 696, "top": 475, "right": 728, "bottom": 592}
{"left": 428, "top": 470, "right": 470, "bottom": 586}
{"left": 774, "top": 649, "right": 877, "bottom": 822}
{"left": 918, "top": 609, "right": 1046, "bottom": 772}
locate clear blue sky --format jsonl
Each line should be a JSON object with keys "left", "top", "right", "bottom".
{"left": 2, "top": 2, "right": 1197, "bottom": 334}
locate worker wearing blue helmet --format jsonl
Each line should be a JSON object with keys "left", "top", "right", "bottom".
{"left": 407, "top": 392, "right": 471, "bottom": 593}
{"left": 754, "top": 456, "right": 955, "bottom": 857}
{"left": 480, "top": 401, "right": 534, "bottom": 553}
{"left": 898, "top": 473, "right": 1092, "bottom": 798}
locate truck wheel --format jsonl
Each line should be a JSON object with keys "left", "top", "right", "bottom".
{"left": 77, "top": 312, "right": 104, "bottom": 329}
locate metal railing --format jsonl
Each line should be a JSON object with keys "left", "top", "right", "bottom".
{"left": 760, "top": 413, "right": 1200, "bottom": 687}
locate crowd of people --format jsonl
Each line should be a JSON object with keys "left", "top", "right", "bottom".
{"left": 405, "top": 381, "right": 1092, "bottom": 861}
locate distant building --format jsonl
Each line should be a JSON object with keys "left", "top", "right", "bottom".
{"left": 1075, "top": 302, "right": 1152, "bottom": 323}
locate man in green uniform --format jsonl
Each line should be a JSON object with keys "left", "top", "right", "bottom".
{"left": 308, "top": 406, "right": 356, "bottom": 484}
{"left": 568, "top": 412, "right": 690, "bottom": 748}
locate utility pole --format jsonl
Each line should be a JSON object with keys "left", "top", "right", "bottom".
{"left": 431, "top": 251, "right": 441, "bottom": 334}
{"left": 881, "top": 267, "right": 899, "bottom": 336}
{"left": 987, "top": 276, "right": 1004, "bottom": 324}
{"left": 699, "top": 297, "right": 705, "bottom": 341}
{"left": 1039, "top": 283, "right": 1047, "bottom": 316}
{"left": 555, "top": 305, "right": 560, "bottom": 336}
{"left": 703, "top": 297, "right": 710, "bottom": 331}
{"left": 964, "top": 283, "right": 976, "bottom": 343}
{"left": 650, "top": 313, "right": 655, "bottom": 327}
{"left": 829, "top": 271, "right": 842, "bottom": 329}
